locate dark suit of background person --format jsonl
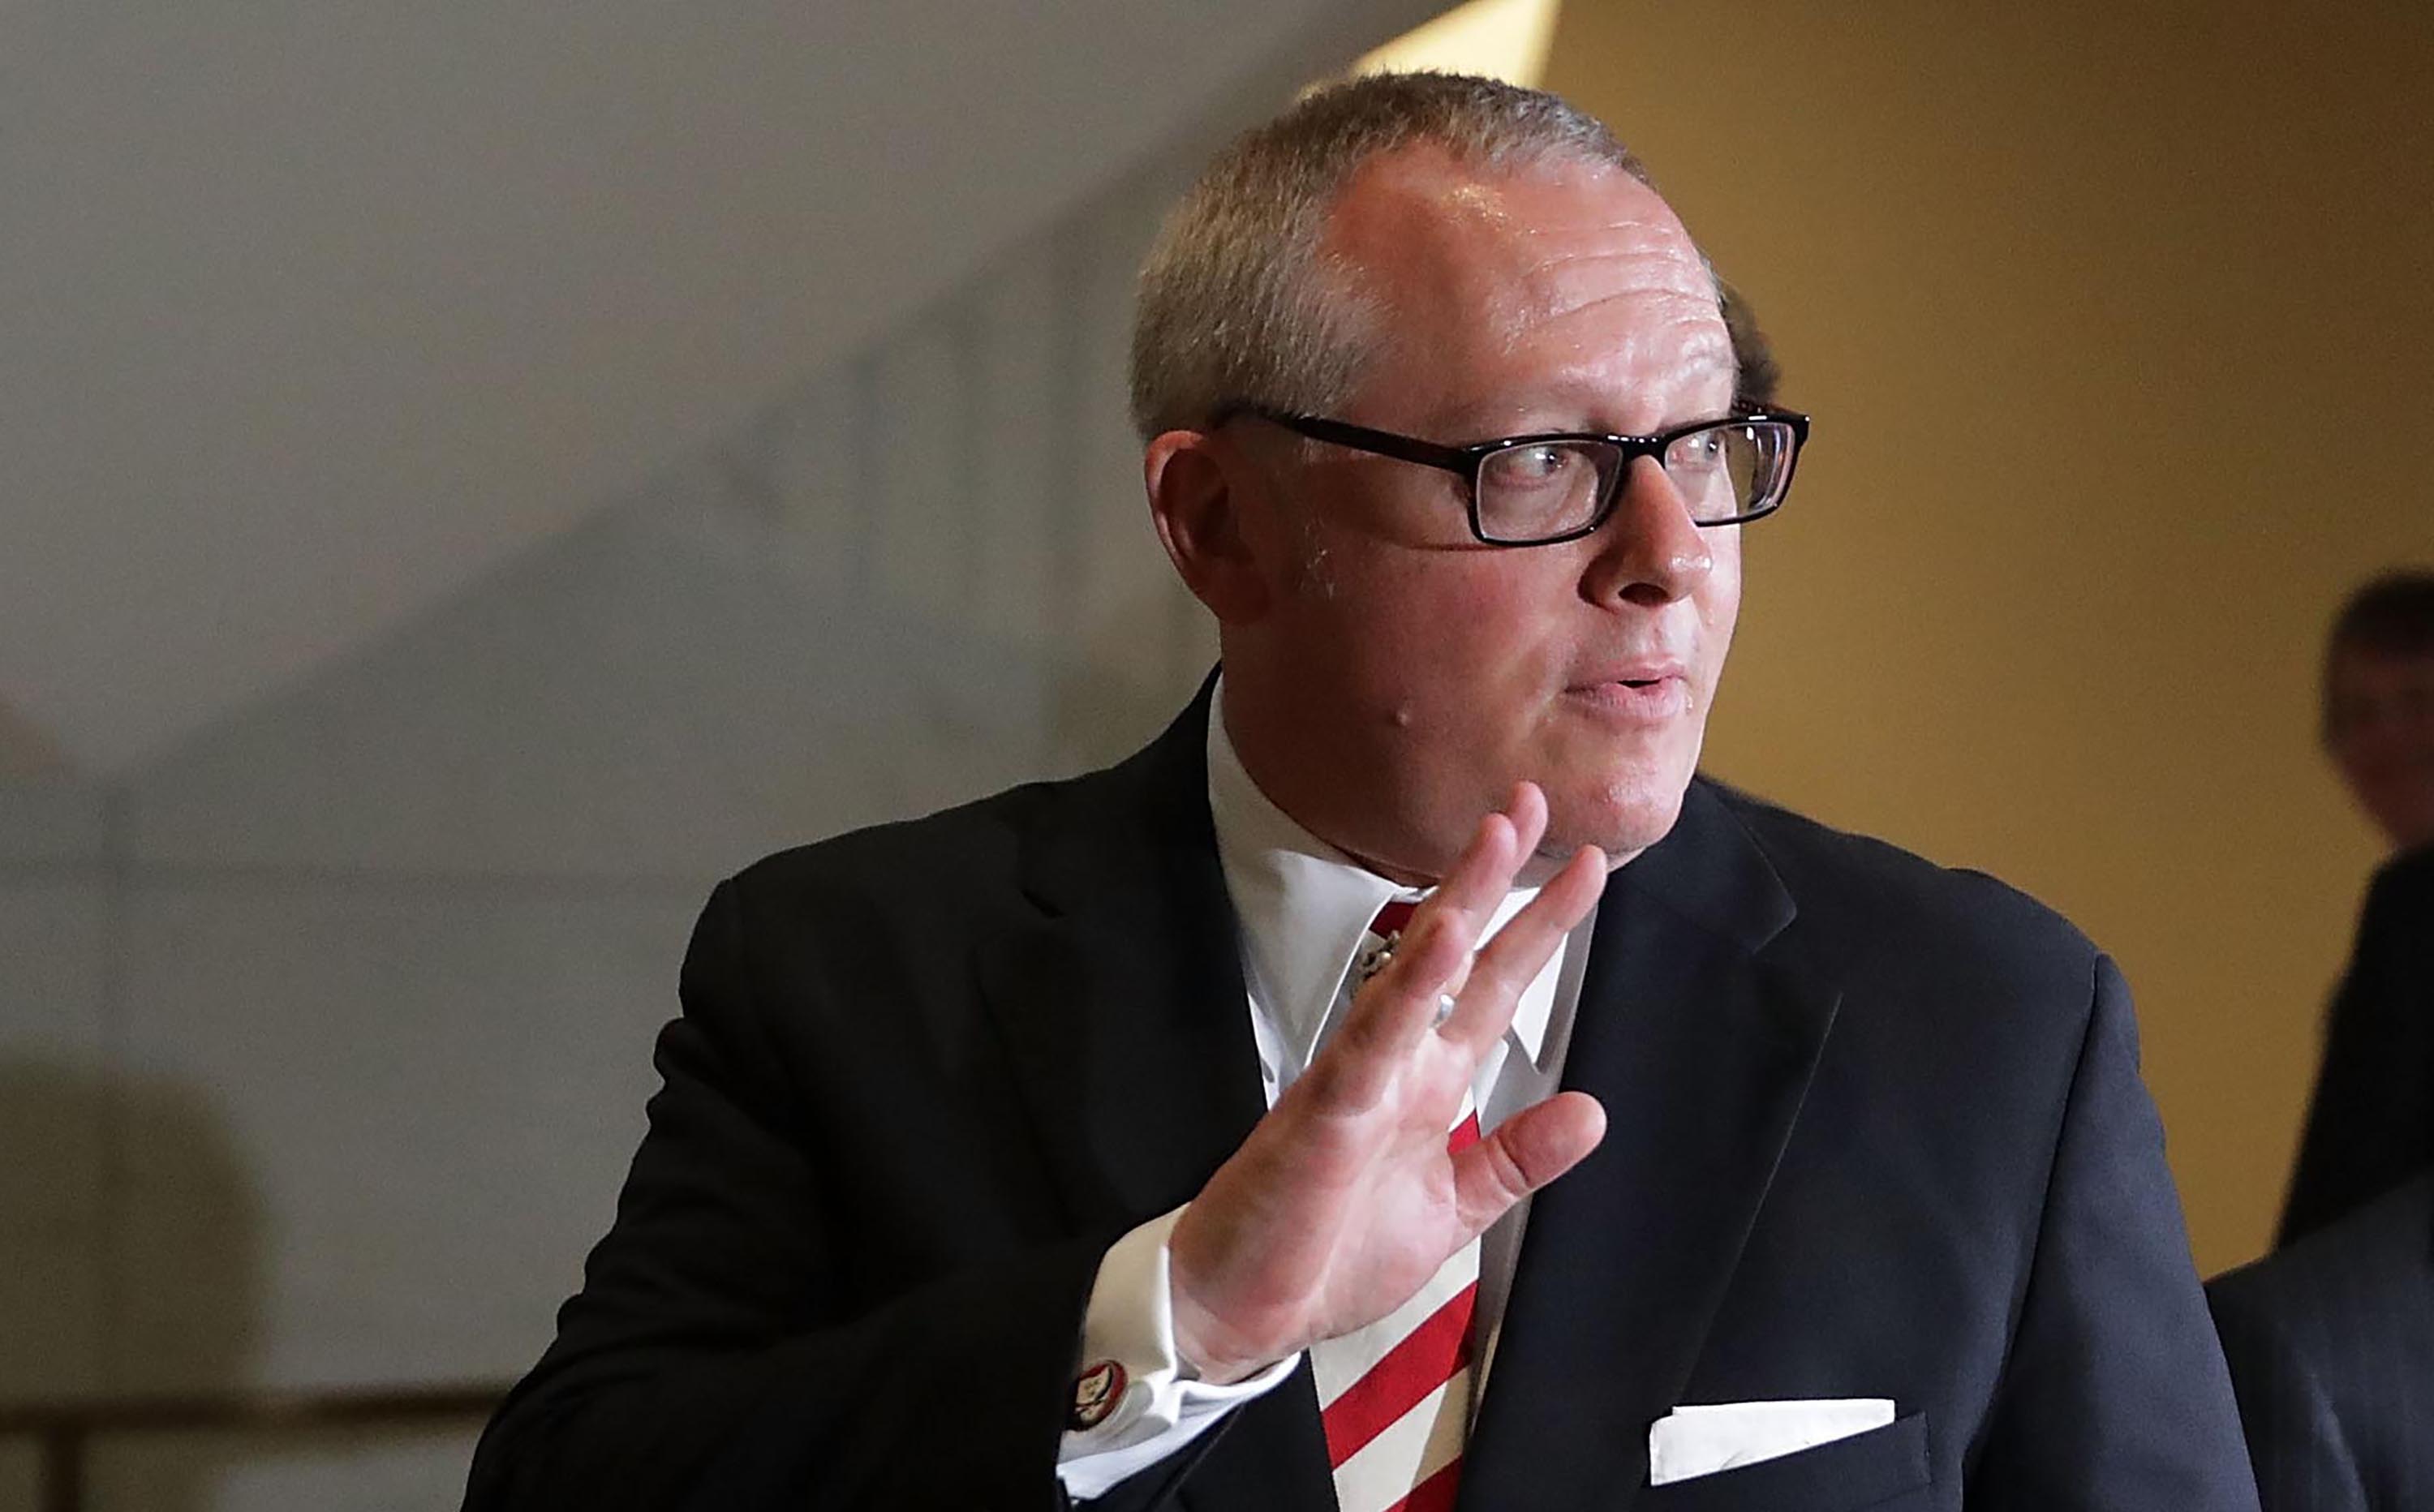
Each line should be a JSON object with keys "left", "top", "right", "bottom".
{"left": 2281, "top": 845, "right": 2434, "bottom": 1246}
{"left": 2282, "top": 572, "right": 2434, "bottom": 1246}
{"left": 462, "top": 688, "right": 2257, "bottom": 1512}
{"left": 2210, "top": 1170, "right": 2434, "bottom": 1512}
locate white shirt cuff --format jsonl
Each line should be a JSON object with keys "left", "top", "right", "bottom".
{"left": 1055, "top": 1205, "right": 1300, "bottom": 1500}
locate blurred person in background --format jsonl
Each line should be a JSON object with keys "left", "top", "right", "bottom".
{"left": 2279, "top": 571, "right": 2434, "bottom": 1246}
{"left": 2213, "top": 572, "right": 2434, "bottom": 1510}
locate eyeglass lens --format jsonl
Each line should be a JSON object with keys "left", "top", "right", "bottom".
{"left": 1473, "top": 421, "right": 1792, "bottom": 542}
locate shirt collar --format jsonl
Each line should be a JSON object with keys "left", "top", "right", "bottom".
{"left": 1206, "top": 678, "right": 1552, "bottom": 1073}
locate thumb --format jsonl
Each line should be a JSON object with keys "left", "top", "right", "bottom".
{"left": 1450, "top": 1091, "right": 1606, "bottom": 1235}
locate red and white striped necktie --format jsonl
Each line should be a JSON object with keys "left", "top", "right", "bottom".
{"left": 1309, "top": 899, "right": 1479, "bottom": 1512}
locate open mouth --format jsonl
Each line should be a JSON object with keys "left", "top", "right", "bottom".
{"left": 1565, "top": 673, "right": 1689, "bottom": 722}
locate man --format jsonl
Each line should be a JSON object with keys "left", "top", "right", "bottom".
{"left": 2211, "top": 1169, "right": 2434, "bottom": 1512}
{"left": 2320, "top": 573, "right": 2434, "bottom": 859}
{"left": 466, "top": 74, "right": 2256, "bottom": 1510}
{"left": 2280, "top": 572, "right": 2434, "bottom": 1244}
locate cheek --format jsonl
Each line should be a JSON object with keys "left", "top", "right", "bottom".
{"left": 1689, "top": 544, "right": 1744, "bottom": 689}
{"left": 1357, "top": 557, "right": 1556, "bottom": 667}
{"left": 1705, "top": 536, "right": 1745, "bottom": 625}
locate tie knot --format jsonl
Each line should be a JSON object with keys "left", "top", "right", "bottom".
{"left": 1369, "top": 898, "right": 1418, "bottom": 939}
{"left": 1352, "top": 897, "right": 1422, "bottom": 991}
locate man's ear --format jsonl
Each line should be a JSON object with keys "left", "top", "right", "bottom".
{"left": 1145, "top": 428, "right": 1275, "bottom": 625}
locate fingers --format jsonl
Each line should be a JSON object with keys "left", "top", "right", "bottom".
{"left": 1322, "top": 794, "right": 1521, "bottom": 1056}
{"left": 1317, "top": 839, "right": 1505, "bottom": 1110}
{"left": 1306, "top": 781, "right": 1602, "bottom": 1111}
{"left": 1425, "top": 782, "right": 1546, "bottom": 927}
{"left": 1435, "top": 840, "right": 1606, "bottom": 1051}
{"left": 1451, "top": 1090, "right": 1607, "bottom": 1235}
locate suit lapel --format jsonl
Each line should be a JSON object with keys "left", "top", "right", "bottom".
{"left": 978, "top": 687, "right": 1268, "bottom": 1229}
{"left": 977, "top": 687, "right": 1336, "bottom": 1512}
{"left": 1460, "top": 782, "right": 1842, "bottom": 1510}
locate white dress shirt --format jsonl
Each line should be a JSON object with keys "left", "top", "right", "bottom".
{"left": 1056, "top": 687, "right": 1594, "bottom": 1498}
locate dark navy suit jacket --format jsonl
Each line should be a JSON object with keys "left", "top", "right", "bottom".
{"left": 2280, "top": 847, "right": 2434, "bottom": 1245}
{"left": 2212, "top": 1171, "right": 2434, "bottom": 1512}
{"left": 464, "top": 692, "right": 2257, "bottom": 1510}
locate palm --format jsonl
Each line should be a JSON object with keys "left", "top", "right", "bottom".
{"left": 1170, "top": 784, "right": 1609, "bottom": 1383}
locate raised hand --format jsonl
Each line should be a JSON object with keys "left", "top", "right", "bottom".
{"left": 1168, "top": 781, "right": 1609, "bottom": 1384}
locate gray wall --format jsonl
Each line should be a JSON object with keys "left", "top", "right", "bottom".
{"left": 0, "top": 0, "right": 1441, "bottom": 776}
{"left": 0, "top": 148, "right": 1215, "bottom": 1511}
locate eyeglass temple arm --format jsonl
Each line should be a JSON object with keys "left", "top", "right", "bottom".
{"left": 1227, "top": 408, "right": 1477, "bottom": 479}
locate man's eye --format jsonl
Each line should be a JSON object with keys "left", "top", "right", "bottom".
{"left": 1673, "top": 429, "right": 1731, "bottom": 468}
{"left": 1486, "top": 444, "right": 1582, "bottom": 488}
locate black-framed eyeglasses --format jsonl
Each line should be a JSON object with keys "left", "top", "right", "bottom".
{"left": 1223, "top": 405, "right": 1810, "bottom": 546}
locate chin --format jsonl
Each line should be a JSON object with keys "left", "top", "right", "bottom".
{"left": 1544, "top": 771, "right": 1692, "bottom": 865}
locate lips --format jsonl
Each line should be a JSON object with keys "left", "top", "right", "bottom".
{"left": 1563, "top": 664, "right": 1692, "bottom": 723}
{"left": 1572, "top": 660, "right": 1688, "bottom": 691}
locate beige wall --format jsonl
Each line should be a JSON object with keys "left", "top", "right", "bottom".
{"left": 1545, "top": 0, "right": 2433, "bottom": 1273}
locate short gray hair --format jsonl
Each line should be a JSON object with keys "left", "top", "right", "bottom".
{"left": 1129, "top": 72, "right": 1659, "bottom": 440}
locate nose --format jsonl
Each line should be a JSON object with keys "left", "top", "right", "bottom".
{"left": 1580, "top": 455, "right": 1713, "bottom": 607}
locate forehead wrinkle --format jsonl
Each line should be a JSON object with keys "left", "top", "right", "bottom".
{"left": 1489, "top": 201, "right": 1721, "bottom": 350}
{"left": 1494, "top": 270, "right": 1731, "bottom": 386}
{"left": 1512, "top": 277, "right": 1723, "bottom": 344}
{"left": 1511, "top": 222, "right": 1716, "bottom": 307}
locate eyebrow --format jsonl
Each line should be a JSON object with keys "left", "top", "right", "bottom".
{"left": 1447, "top": 363, "right": 1739, "bottom": 436}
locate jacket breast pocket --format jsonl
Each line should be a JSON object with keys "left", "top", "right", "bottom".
{"left": 1639, "top": 1412, "right": 1932, "bottom": 1512}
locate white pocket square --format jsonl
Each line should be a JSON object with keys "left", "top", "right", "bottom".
{"left": 1647, "top": 1398, "right": 1897, "bottom": 1486}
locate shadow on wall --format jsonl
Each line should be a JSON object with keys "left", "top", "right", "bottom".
{"left": 0, "top": 1058, "right": 260, "bottom": 1512}
{"left": 1051, "top": 625, "right": 1217, "bottom": 773}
